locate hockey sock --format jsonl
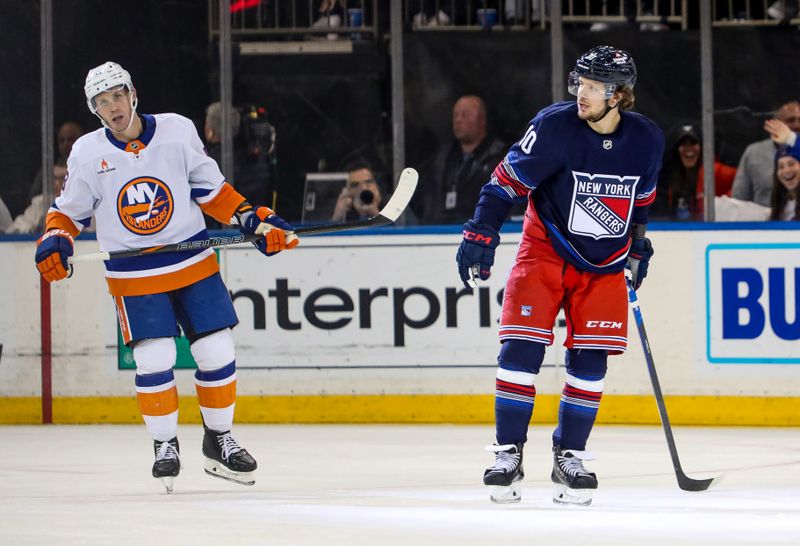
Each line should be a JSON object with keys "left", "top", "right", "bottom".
{"left": 553, "top": 349, "right": 607, "bottom": 450}
{"left": 194, "top": 361, "right": 237, "bottom": 433}
{"left": 191, "top": 329, "right": 237, "bottom": 432}
{"left": 135, "top": 369, "right": 179, "bottom": 442}
{"left": 495, "top": 340, "right": 544, "bottom": 445}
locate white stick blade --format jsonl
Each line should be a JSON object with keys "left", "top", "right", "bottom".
{"left": 378, "top": 168, "right": 418, "bottom": 222}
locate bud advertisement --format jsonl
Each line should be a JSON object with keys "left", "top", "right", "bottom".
{"left": 704, "top": 241, "right": 800, "bottom": 364}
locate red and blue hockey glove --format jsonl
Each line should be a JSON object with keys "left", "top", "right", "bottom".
{"left": 35, "top": 229, "right": 74, "bottom": 282}
{"left": 457, "top": 220, "right": 500, "bottom": 288}
{"left": 627, "top": 236, "right": 654, "bottom": 291}
{"left": 239, "top": 205, "right": 299, "bottom": 256}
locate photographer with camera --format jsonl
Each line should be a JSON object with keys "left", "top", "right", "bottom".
{"left": 204, "top": 102, "right": 276, "bottom": 214}
{"left": 331, "top": 162, "right": 383, "bottom": 222}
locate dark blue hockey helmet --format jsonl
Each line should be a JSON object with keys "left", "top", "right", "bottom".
{"left": 568, "top": 46, "right": 637, "bottom": 99}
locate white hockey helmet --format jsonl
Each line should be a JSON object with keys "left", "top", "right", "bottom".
{"left": 84, "top": 61, "right": 138, "bottom": 114}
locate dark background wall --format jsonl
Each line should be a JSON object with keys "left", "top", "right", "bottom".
{"left": 405, "top": 28, "right": 800, "bottom": 171}
{"left": 0, "top": 0, "right": 209, "bottom": 217}
{"left": 231, "top": 42, "right": 391, "bottom": 218}
{"left": 2, "top": 1, "right": 799, "bottom": 224}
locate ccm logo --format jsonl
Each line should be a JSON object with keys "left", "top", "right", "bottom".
{"left": 464, "top": 231, "right": 493, "bottom": 244}
{"left": 586, "top": 320, "right": 623, "bottom": 329}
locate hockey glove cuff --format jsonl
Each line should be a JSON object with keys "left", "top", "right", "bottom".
{"left": 238, "top": 204, "right": 299, "bottom": 256}
{"left": 35, "top": 229, "right": 74, "bottom": 282}
{"left": 457, "top": 220, "right": 500, "bottom": 288}
{"left": 627, "top": 236, "right": 654, "bottom": 291}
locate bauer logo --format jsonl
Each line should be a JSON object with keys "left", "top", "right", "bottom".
{"left": 705, "top": 243, "right": 800, "bottom": 364}
{"left": 116, "top": 177, "right": 174, "bottom": 235}
{"left": 568, "top": 171, "right": 638, "bottom": 240}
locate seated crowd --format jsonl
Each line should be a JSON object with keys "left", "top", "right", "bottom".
{"left": 3, "top": 97, "right": 799, "bottom": 234}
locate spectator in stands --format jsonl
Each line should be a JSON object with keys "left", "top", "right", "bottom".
{"left": 203, "top": 102, "right": 243, "bottom": 229}
{"left": 26, "top": 121, "right": 84, "bottom": 204}
{"left": 206, "top": 102, "right": 275, "bottom": 212}
{"left": 331, "top": 162, "right": 383, "bottom": 222}
{"left": 416, "top": 95, "right": 505, "bottom": 224}
{"left": 310, "top": 0, "right": 344, "bottom": 40}
{"left": 771, "top": 147, "right": 800, "bottom": 221}
{"left": 204, "top": 101, "right": 242, "bottom": 166}
{"left": 732, "top": 100, "right": 800, "bottom": 208}
{"left": 588, "top": 1, "right": 670, "bottom": 31}
{"left": 764, "top": 119, "right": 800, "bottom": 221}
{"left": 655, "top": 124, "right": 736, "bottom": 220}
{"left": 0, "top": 195, "right": 11, "bottom": 232}
{"left": 7, "top": 160, "right": 69, "bottom": 234}
{"left": 410, "top": 1, "right": 503, "bottom": 27}
{"left": 767, "top": 1, "right": 799, "bottom": 21}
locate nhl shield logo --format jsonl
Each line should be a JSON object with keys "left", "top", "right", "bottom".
{"left": 603, "top": 139, "right": 613, "bottom": 150}
{"left": 568, "top": 171, "right": 640, "bottom": 239}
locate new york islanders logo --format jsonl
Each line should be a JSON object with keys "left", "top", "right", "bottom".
{"left": 117, "top": 177, "right": 174, "bottom": 235}
{"left": 568, "top": 171, "right": 639, "bottom": 239}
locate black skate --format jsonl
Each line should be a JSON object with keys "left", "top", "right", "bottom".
{"left": 551, "top": 445, "right": 598, "bottom": 506}
{"left": 483, "top": 443, "right": 524, "bottom": 503}
{"left": 202, "top": 427, "right": 257, "bottom": 486}
{"left": 152, "top": 437, "right": 180, "bottom": 494}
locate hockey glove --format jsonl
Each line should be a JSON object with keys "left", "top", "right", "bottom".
{"left": 239, "top": 205, "right": 299, "bottom": 256}
{"left": 627, "top": 236, "right": 654, "bottom": 291}
{"left": 457, "top": 220, "right": 500, "bottom": 288}
{"left": 35, "top": 229, "right": 74, "bottom": 282}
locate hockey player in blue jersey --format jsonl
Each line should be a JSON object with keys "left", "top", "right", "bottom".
{"left": 456, "top": 45, "right": 663, "bottom": 505}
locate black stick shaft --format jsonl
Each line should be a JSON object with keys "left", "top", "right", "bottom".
{"left": 627, "top": 278, "right": 716, "bottom": 492}
{"left": 101, "top": 215, "right": 392, "bottom": 261}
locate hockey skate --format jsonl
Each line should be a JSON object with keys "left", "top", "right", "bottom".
{"left": 202, "top": 427, "right": 257, "bottom": 486}
{"left": 152, "top": 437, "right": 181, "bottom": 494}
{"left": 551, "top": 445, "right": 598, "bottom": 506}
{"left": 483, "top": 443, "right": 524, "bottom": 503}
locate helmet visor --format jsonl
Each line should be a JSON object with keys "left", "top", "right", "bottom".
{"left": 567, "top": 72, "right": 617, "bottom": 100}
{"left": 90, "top": 85, "right": 129, "bottom": 112}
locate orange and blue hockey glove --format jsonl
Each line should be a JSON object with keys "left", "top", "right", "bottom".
{"left": 35, "top": 229, "right": 74, "bottom": 282}
{"left": 238, "top": 204, "right": 299, "bottom": 256}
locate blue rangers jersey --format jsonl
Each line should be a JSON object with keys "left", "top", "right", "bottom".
{"left": 475, "top": 101, "right": 664, "bottom": 273}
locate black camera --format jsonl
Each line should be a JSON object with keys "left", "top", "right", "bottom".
{"left": 241, "top": 105, "right": 275, "bottom": 162}
{"left": 358, "top": 189, "right": 375, "bottom": 205}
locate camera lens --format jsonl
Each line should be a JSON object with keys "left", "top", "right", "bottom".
{"left": 359, "top": 189, "right": 374, "bottom": 205}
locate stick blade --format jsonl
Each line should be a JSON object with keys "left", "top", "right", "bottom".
{"left": 678, "top": 473, "right": 723, "bottom": 492}
{"left": 378, "top": 168, "right": 418, "bottom": 223}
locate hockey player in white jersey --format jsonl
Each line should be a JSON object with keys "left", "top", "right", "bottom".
{"left": 34, "top": 62, "right": 299, "bottom": 493}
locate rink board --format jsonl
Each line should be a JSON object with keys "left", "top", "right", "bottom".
{"left": 1, "top": 225, "right": 799, "bottom": 424}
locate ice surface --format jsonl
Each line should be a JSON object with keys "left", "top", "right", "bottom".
{"left": 0, "top": 424, "right": 797, "bottom": 545}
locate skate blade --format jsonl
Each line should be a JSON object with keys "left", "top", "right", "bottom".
{"left": 204, "top": 458, "right": 255, "bottom": 486}
{"left": 159, "top": 476, "right": 175, "bottom": 494}
{"left": 488, "top": 483, "right": 522, "bottom": 504}
{"left": 552, "top": 483, "right": 593, "bottom": 506}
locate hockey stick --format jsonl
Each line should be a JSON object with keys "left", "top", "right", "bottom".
{"left": 68, "top": 167, "right": 418, "bottom": 263}
{"left": 626, "top": 276, "right": 721, "bottom": 492}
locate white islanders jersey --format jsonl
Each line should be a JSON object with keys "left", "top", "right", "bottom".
{"left": 47, "top": 113, "right": 245, "bottom": 296}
